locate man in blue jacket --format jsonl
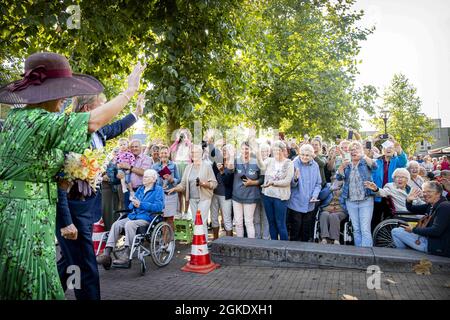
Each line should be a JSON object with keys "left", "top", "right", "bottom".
{"left": 97, "top": 169, "right": 164, "bottom": 268}
{"left": 56, "top": 94, "right": 144, "bottom": 300}
{"left": 371, "top": 137, "right": 407, "bottom": 231}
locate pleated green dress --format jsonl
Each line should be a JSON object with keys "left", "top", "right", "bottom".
{"left": 0, "top": 107, "right": 91, "bottom": 300}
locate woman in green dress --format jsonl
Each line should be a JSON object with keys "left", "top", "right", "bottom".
{"left": 0, "top": 52, "right": 145, "bottom": 299}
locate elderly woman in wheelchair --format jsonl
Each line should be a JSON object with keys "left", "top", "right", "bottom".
{"left": 96, "top": 169, "right": 166, "bottom": 270}
{"left": 364, "top": 168, "right": 426, "bottom": 247}
{"left": 315, "top": 179, "right": 349, "bottom": 245}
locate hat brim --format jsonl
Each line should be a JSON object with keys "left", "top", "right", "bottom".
{"left": 0, "top": 73, "right": 104, "bottom": 105}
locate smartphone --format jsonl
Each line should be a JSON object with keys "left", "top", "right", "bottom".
{"left": 344, "top": 153, "right": 351, "bottom": 161}
{"left": 196, "top": 177, "right": 200, "bottom": 186}
{"left": 365, "top": 141, "right": 372, "bottom": 149}
{"left": 240, "top": 174, "right": 248, "bottom": 181}
{"left": 380, "top": 134, "right": 389, "bottom": 139}
{"left": 347, "top": 130, "right": 353, "bottom": 140}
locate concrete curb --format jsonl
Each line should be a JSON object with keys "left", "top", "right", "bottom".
{"left": 210, "top": 237, "right": 450, "bottom": 274}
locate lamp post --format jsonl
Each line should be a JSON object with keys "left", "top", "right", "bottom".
{"left": 380, "top": 109, "right": 390, "bottom": 135}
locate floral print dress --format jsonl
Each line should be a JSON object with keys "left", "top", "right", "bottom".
{"left": 0, "top": 107, "right": 91, "bottom": 300}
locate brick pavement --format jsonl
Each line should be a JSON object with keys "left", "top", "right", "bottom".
{"left": 66, "top": 241, "right": 450, "bottom": 300}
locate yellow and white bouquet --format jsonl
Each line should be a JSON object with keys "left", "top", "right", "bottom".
{"left": 63, "top": 149, "right": 107, "bottom": 198}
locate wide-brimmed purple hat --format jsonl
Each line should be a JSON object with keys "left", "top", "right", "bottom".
{"left": 0, "top": 52, "right": 104, "bottom": 105}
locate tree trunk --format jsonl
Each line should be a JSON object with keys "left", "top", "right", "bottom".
{"left": 166, "top": 109, "right": 181, "bottom": 143}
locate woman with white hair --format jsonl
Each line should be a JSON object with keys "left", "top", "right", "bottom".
{"left": 365, "top": 168, "right": 424, "bottom": 213}
{"left": 168, "top": 144, "right": 218, "bottom": 238}
{"left": 287, "top": 144, "right": 322, "bottom": 242}
{"left": 97, "top": 169, "right": 164, "bottom": 268}
{"left": 407, "top": 160, "right": 424, "bottom": 189}
{"left": 421, "top": 155, "right": 434, "bottom": 173}
{"left": 261, "top": 141, "right": 294, "bottom": 241}
{"left": 337, "top": 141, "right": 377, "bottom": 247}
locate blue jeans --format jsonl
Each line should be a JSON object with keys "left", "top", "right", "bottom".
{"left": 391, "top": 227, "right": 428, "bottom": 252}
{"left": 346, "top": 197, "right": 374, "bottom": 247}
{"left": 262, "top": 195, "right": 288, "bottom": 240}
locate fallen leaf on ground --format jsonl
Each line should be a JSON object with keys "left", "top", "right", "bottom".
{"left": 444, "top": 282, "right": 450, "bottom": 288}
{"left": 385, "top": 279, "right": 397, "bottom": 285}
{"left": 341, "top": 294, "right": 358, "bottom": 300}
{"left": 413, "top": 259, "right": 432, "bottom": 275}
{"left": 329, "top": 289, "right": 337, "bottom": 294}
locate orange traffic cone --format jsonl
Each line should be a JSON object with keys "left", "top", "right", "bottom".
{"left": 92, "top": 218, "right": 106, "bottom": 256}
{"left": 181, "top": 210, "right": 220, "bottom": 274}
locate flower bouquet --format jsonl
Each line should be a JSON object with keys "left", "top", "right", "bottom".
{"left": 62, "top": 149, "right": 107, "bottom": 200}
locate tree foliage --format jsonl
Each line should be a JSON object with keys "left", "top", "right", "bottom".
{"left": 372, "top": 73, "right": 435, "bottom": 155}
{"left": 1, "top": 0, "right": 378, "bottom": 142}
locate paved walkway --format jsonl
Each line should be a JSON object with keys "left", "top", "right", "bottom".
{"left": 66, "top": 242, "right": 450, "bottom": 300}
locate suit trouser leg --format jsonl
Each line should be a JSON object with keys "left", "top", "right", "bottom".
{"left": 125, "top": 220, "right": 150, "bottom": 248}
{"left": 57, "top": 219, "right": 100, "bottom": 300}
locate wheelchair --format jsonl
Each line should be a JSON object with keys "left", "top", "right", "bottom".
{"left": 97, "top": 209, "right": 175, "bottom": 275}
{"left": 372, "top": 198, "right": 423, "bottom": 248}
{"left": 313, "top": 207, "right": 353, "bottom": 245}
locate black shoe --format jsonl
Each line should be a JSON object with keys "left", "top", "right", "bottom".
{"left": 96, "top": 254, "right": 112, "bottom": 270}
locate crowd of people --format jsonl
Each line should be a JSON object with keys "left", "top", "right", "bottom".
{"left": 97, "top": 127, "right": 450, "bottom": 260}
{"left": 0, "top": 52, "right": 449, "bottom": 301}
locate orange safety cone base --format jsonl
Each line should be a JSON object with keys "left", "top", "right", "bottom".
{"left": 181, "top": 261, "right": 220, "bottom": 274}
{"left": 182, "top": 210, "right": 220, "bottom": 274}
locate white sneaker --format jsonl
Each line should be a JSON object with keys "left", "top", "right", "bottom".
{"left": 321, "top": 239, "right": 328, "bottom": 244}
{"left": 333, "top": 240, "right": 340, "bottom": 245}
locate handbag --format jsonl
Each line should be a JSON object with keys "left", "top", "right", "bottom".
{"left": 414, "top": 213, "right": 433, "bottom": 245}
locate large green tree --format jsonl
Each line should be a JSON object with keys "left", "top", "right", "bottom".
{"left": 372, "top": 73, "right": 435, "bottom": 155}
{"left": 1, "top": 0, "right": 377, "bottom": 142}
{"left": 236, "top": 0, "right": 377, "bottom": 140}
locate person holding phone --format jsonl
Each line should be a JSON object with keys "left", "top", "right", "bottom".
{"left": 371, "top": 134, "right": 407, "bottom": 231}
{"left": 311, "top": 137, "right": 327, "bottom": 187}
{"left": 336, "top": 141, "right": 377, "bottom": 247}
{"left": 226, "top": 141, "right": 264, "bottom": 238}
{"left": 210, "top": 144, "right": 235, "bottom": 239}
{"left": 259, "top": 141, "right": 294, "bottom": 241}
{"left": 287, "top": 144, "right": 322, "bottom": 242}
{"left": 167, "top": 144, "right": 217, "bottom": 238}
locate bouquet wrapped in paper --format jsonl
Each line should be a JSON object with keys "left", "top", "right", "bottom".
{"left": 63, "top": 149, "right": 107, "bottom": 199}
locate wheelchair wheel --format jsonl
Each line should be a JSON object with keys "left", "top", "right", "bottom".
{"left": 150, "top": 221, "right": 175, "bottom": 267}
{"left": 343, "top": 221, "right": 353, "bottom": 245}
{"left": 313, "top": 220, "right": 320, "bottom": 242}
{"left": 373, "top": 219, "right": 402, "bottom": 248}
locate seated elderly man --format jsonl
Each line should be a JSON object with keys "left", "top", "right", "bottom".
{"left": 364, "top": 168, "right": 424, "bottom": 213}
{"left": 96, "top": 169, "right": 164, "bottom": 268}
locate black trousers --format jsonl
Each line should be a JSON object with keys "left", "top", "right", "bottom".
{"left": 287, "top": 208, "right": 315, "bottom": 242}
{"left": 372, "top": 198, "right": 391, "bottom": 232}
{"left": 56, "top": 190, "right": 100, "bottom": 300}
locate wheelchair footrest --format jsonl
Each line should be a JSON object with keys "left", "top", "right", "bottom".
{"left": 112, "top": 260, "right": 132, "bottom": 269}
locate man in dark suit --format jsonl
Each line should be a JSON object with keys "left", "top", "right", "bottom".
{"left": 56, "top": 93, "right": 144, "bottom": 300}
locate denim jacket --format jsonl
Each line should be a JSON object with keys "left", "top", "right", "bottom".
{"left": 336, "top": 158, "right": 377, "bottom": 207}
{"left": 152, "top": 161, "right": 180, "bottom": 190}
